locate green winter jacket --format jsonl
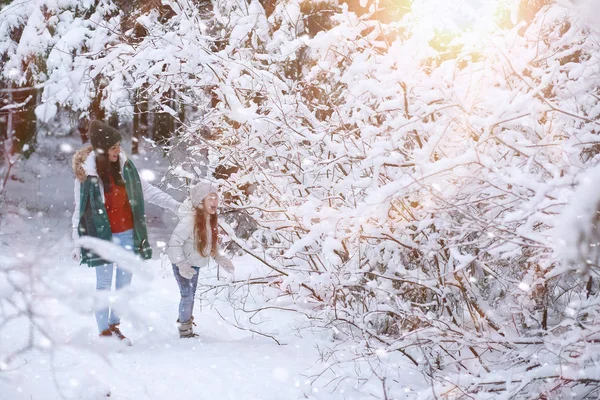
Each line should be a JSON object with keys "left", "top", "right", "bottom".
{"left": 77, "top": 159, "right": 152, "bottom": 266}
{"left": 72, "top": 146, "right": 180, "bottom": 267}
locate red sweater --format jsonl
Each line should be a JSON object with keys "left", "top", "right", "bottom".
{"left": 105, "top": 174, "right": 134, "bottom": 233}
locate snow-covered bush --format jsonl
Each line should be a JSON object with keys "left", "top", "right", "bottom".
{"left": 179, "top": 0, "right": 600, "bottom": 397}
{"left": 3, "top": 0, "right": 600, "bottom": 397}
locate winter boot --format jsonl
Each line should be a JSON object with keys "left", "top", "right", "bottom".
{"left": 99, "top": 328, "right": 112, "bottom": 337}
{"left": 109, "top": 323, "right": 132, "bottom": 346}
{"left": 177, "top": 319, "right": 199, "bottom": 338}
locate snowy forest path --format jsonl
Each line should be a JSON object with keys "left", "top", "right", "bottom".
{"left": 0, "top": 135, "right": 320, "bottom": 400}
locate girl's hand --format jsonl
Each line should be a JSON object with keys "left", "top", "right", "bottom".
{"left": 178, "top": 263, "right": 196, "bottom": 279}
{"left": 227, "top": 272, "right": 235, "bottom": 283}
{"left": 215, "top": 254, "right": 235, "bottom": 274}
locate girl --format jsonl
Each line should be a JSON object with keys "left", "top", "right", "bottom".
{"left": 167, "top": 181, "right": 235, "bottom": 338}
{"left": 71, "top": 120, "right": 180, "bottom": 344}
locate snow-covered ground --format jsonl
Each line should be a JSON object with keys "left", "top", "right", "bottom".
{"left": 0, "top": 134, "right": 349, "bottom": 400}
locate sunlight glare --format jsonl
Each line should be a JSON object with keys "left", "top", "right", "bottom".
{"left": 410, "top": 0, "right": 501, "bottom": 47}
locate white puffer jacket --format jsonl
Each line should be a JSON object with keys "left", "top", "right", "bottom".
{"left": 166, "top": 198, "right": 234, "bottom": 277}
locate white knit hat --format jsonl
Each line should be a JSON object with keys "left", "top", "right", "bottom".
{"left": 190, "top": 181, "right": 218, "bottom": 207}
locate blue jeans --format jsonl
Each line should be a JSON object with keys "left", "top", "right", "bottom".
{"left": 95, "top": 229, "right": 134, "bottom": 333}
{"left": 172, "top": 264, "right": 200, "bottom": 323}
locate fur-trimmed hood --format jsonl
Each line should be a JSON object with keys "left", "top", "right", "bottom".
{"left": 72, "top": 145, "right": 128, "bottom": 182}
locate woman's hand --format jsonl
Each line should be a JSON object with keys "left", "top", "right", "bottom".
{"left": 71, "top": 248, "right": 81, "bottom": 263}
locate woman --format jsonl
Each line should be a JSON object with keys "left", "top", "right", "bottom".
{"left": 71, "top": 120, "right": 180, "bottom": 344}
{"left": 167, "top": 181, "right": 235, "bottom": 338}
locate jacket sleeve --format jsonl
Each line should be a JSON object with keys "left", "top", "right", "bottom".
{"left": 71, "top": 179, "right": 81, "bottom": 241}
{"left": 167, "top": 216, "right": 193, "bottom": 267}
{"left": 140, "top": 177, "right": 180, "bottom": 214}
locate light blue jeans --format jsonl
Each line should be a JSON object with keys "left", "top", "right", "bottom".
{"left": 95, "top": 229, "right": 134, "bottom": 333}
{"left": 172, "top": 264, "right": 200, "bottom": 323}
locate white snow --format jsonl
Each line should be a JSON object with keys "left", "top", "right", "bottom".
{"left": 0, "top": 135, "right": 376, "bottom": 400}
{"left": 3, "top": 0, "right": 600, "bottom": 398}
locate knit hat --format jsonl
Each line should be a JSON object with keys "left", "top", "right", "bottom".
{"left": 190, "top": 181, "right": 218, "bottom": 207}
{"left": 88, "top": 120, "right": 122, "bottom": 152}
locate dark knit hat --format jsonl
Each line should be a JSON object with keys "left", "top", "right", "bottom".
{"left": 88, "top": 120, "right": 122, "bottom": 152}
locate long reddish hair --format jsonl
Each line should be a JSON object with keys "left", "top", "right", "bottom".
{"left": 194, "top": 206, "right": 218, "bottom": 257}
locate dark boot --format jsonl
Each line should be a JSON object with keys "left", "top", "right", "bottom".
{"left": 177, "top": 319, "right": 199, "bottom": 338}
{"left": 109, "top": 323, "right": 132, "bottom": 346}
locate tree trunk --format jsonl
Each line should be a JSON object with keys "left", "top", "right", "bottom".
{"left": 132, "top": 87, "right": 149, "bottom": 154}
{"left": 153, "top": 90, "right": 174, "bottom": 144}
{"left": 177, "top": 93, "right": 185, "bottom": 134}
{"left": 0, "top": 79, "right": 7, "bottom": 160}
{"left": 77, "top": 117, "right": 89, "bottom": 144}
{"left": 10, "top": 84, "right": 37, "bottom": 158}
